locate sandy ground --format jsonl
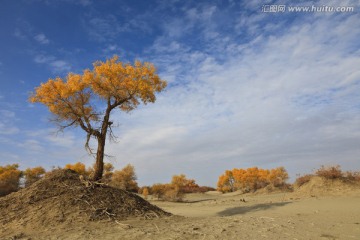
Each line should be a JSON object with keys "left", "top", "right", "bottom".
{"left": 2, "top": 190, "right": 360, "bottom": 240}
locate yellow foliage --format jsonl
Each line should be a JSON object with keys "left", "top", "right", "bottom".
{"left": 110, "top": 164, "right": 139, "bottom": 192}
{"left": 65, "top": 162, "right": 88, "bottom": 176}
{"left": 217, "top": 166, "right": 289, "bottom": 193}
{"left": 0, "top": 164, "right": 22, "bottom": 196}
{"left": 171, "top": 174, "right": 194, "bottom": 188}
{"left": 30, "top": 55, "right": 167, "bottom": 120}
{"left": 217, "top": 170, "right": 235, "bottom": 192}
{"left": 142, "top": 187, "right": 149, "bottom": 199}
{"left": 23, "top": 166, "right": 46, "bottom": 187}
{"left": 150, "top": 183, "right": 167, "bottom": 199}
{"left": 30, "top": 55, "right": 167, "bottom": 180}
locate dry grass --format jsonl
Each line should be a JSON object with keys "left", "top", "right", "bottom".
{"left": 295, "top": 174, "right": 314, "bottom": 187}
{"left": 315, "top": 165, "right": 343, "bottom": 179}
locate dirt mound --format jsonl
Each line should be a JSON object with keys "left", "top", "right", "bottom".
{"left": 0, "top": 169, "right": 170, "bottom": 229}
{"left": 293, "top": 176, "right": 360, "bottom": 197}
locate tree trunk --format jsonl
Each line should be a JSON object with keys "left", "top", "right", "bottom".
{"left": 92, "top": 100, "right": 111, "bottom": 181}
{"left": 93, "top": 136, "right": 106, "bottom": 181}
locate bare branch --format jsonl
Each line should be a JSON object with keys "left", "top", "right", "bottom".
{"left": 85, "top": 132, "right": 94, "bottom": 155}
{"left": 108, "top": 123, "right": 119, "bottom": 143}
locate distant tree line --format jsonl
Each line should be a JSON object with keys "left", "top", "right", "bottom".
{"left": 0, "top": 162, "right": 140, "bottom": 197}
{"left": 1, "top": 163, "right": 358, "bottom": 199}
{"left": 139, "top": 174, "right": 216, "bottom": 202}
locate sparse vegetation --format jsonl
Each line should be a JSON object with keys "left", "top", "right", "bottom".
{"left": 1, "top": 163, "right": 359, "bottom": 199}
{"left": 295, "top": 174, "right": 314, "bottom": 187}
{"left": 315, "top": 165, "right": 343, "bottom": 179}
{"left": 295, "top": 165, "right": 360, "bottom": 187}
{"left": 144, "top": 174, "right": 214, "bottom": 202}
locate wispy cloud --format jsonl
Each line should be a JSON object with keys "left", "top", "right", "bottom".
{"left": 31, "top": 0, "right": 92, "bottom": 7}
{"left": 0, "top": 110, "right": 19, "bottom": 135}
{"left": 83, "top": 11, "right": 152, "bottom": 42}
{"left": 14, "top": 28, "right": 27, "bottom": 40}
{"left": 4, "top": 1, "right": 359, "bottom": 185}
{"left": 34, "top": 54, "right": 71, "bottom": 73}
{"left": 101, "top": 3, "right": 360, "bottom": 186}
{"left": 34, "top": 33, "right": 50, "bottom": 44}
{"left": 85, "top": 15, "right": 129, "bottom": 42}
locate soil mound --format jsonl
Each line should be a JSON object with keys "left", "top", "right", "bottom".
{"left": 0, "top": 169, "right": 170, "bottom": 228}
{"left": 293, "top": 176, "right": 360, "bottom": 197}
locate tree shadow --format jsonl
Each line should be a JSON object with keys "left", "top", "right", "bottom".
{"left": 217, "top": 201, "right": 292, "bottom": 216}
{"left": 182, "top": 199, "right": 217, "bottom": 203}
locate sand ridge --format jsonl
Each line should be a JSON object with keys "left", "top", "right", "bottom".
{"left": 1, "top": 175, "right": 360, "bottom": 239}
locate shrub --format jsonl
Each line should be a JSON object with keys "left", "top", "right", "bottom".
{"left": 110, "top": 164, "right": 139, "bottom": 192}
{"left": 142, "top": 187, "right": 149, "bottom": 199}
{"left": 295, "top": 174, "right": 313, "bottom": 187}
{"left": 146, "top": 174, "right": 214, "bottom": 201}
{"left": 315, "top": 165, "right": 343, "bottom": 179}
{"left": 64, "top": 162, "right": 88, "bottom": 176}
{"left": 0, "top": 164, "right": 22, "bottom": 196}
{"left": 344, "top": 171, "right": 360, "bottom": 182}
{"left": 196, "top": 186, "right": 216, "bottom": 193}
{"left": 150, "top": 183, "right": 167, "bottom": 199}
{"left": 269, "top": 167, "right": 289, "bottom": 187}
{"left": 163, "top": 185, "right": 184, "bottom": 202}
{"left": 23, "top": 166, "right": 46, "bottom": 187}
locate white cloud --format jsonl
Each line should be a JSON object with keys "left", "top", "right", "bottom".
{"left": 22, "top": 139, "right": 44, "bottom": 152}
{"left": 34, "top": 54, "right": 71, "bottom": 73}
{"left": 14, "top": 28, "right": 26, "bottom": 39}
{"left": 102, "top": 6, "right": 360, "bottom": 186}
{"left": 34, "top": 33, "right": 50, "bottom": 44}
{"left": 34, "top": 55, "right": 55, "bottom": 64}
{"left": 33, "top": 0, "right": 92, "bottom": 7}
{"left": 45, "top": 132, "right": 76, "bottom": 148}
{"left": 0, "top": 110, "right": 19, "bottom": 135}
{"left": 50, "top": 60, "right": 71, "bottom": 72}
{"left": 77, "top": 0, "right": 91, "bottom": 6}
{"left": 0, "top": 123, "right": 19, "bottom": 135}
{"left": 9, "top": 1, "right": 359, "bottom": 186}
{"left": 86, "top": 15, "right": 129, "bottom": 42}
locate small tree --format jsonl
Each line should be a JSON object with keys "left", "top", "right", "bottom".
{"left": 110, "top": 164, "right": 139, "bottom": 192}
{"left": 23, "top": 166, "right": 46, "bottom": 187}
{"left": 269, "top": 167, "right": 288, "bottom": 187}
{"left": 217, "top": 170, "right": 235, "bottom": 193}
{"left": 30, "top": 56, "right": 167, "bottom": 180}
{"left": 0, "top": 164, "right": 22, "bottom": 196}
{"left": 171, "top": 174, "right": 199, "bottom": 193}
{"left": 150, "top": 183, "right": 167, "bottom": 199}
{"left": 142, "top": 187, "right": 149, "bottom": 199}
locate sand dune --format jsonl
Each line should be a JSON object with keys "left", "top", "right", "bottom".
{"left": 1, "top": 178, "right": 360, "bottom": 239}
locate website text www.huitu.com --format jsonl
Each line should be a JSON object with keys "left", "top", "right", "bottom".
{"left": 262, "top": 5, "right": 355, "bottom": 13}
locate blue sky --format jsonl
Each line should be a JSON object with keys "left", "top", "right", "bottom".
{"left": 0, "top": 0, "right": 359, "bottom": 187}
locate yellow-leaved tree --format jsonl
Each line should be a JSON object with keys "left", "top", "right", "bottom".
{"left": 0, "top": 164, "right": 22, "bottom": 196}
{"left": 23, "top": 166, "right": 46, "bottom": 187}
{"left": 30, "top": 56, "right": 167, "bottom": 180}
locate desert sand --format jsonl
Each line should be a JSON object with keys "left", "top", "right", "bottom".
{"left": 1, "top": 176, "right": 360, "bottom": 240}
